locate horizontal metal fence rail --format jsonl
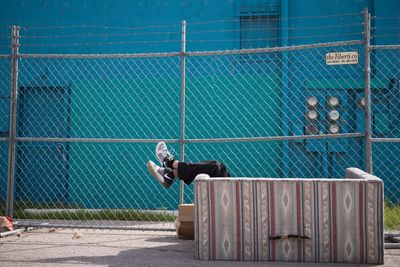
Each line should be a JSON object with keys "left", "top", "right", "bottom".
{"left": 15, "top": 221, "right": 177, "bottom": 231}
{"left": 18, "top": 52, "right": 181, "bottom": 59}
{"left": 14, "top": 134, "right": 365, "bottom": 144}
{"left": 371, "top": 138, "right": 400, "bottom": 143}
{"left": 13, "top": 41, "right": 365, "bottom": 59}
{"left": 186, "top": 40, "right": 364, "bottom": 56}
{"left": 370, "top": 45, "right": 400, "bottom": 50}
{"left": 185, "top": 133, "right": 365, "bottom": 143}
{"left": 15, "top": 137, "right": 181, "bottom": 144}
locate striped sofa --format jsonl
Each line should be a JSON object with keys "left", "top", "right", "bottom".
{"left": 194, "top": 168, "right": 384, "bottom": 264}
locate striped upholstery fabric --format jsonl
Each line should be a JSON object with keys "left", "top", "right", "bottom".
{"left": 194, "top": 169, "right": 384, "bottom": 264}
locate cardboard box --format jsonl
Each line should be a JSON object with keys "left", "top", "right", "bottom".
{"left": 178, "top": 204, "right": 194, "bottom": 222}
{"left": 175, "top": 204, "right": 194, "bottom": 239}
{"left": 174, "top": 219, "right": 194, "bottom": 239}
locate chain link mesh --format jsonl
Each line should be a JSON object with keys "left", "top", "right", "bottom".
{"left": 0, "top": 27, "right": 398, "bottom": 231}
{"left": 17, "top": 57, "right": 181, "bottom": 139}
{"left": 12, "top": 56, "right": 181, "bottom": 229}
{"left": 371, "top": 47, "right": 400, "bottom": 230}
{"left": 183, "top": 43, "right": 367, "bottom": 203}
{"left": 0, "top": 56, "right": 10, "bottom": 214}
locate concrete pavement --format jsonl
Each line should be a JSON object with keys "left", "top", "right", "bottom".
{"left": 0, "top": 228, "right": 399, "bottom": 267}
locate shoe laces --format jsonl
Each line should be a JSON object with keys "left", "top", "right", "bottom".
{"left": 163, "top": 155, "right": 175, "bottom": 168}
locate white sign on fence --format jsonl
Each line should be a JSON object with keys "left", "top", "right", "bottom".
{"left": 326, "top": 51, "right": 358, "bottom": 65}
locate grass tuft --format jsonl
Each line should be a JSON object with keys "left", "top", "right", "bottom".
{"left": 2, "top": 201, "right": 399, "bottom": 229}
{"left": 384, "top": 202, "right": 400, "bottom": 230}
{"left": 14, "top": 209, "right": 176, "bottom": 222}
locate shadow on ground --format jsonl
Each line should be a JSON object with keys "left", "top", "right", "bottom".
{"left": 37, "top": 235, "right": 198, "bottom": 267}
{"left": 36, "top": 235, "right": 382, "bottom": 267}
{"left": 1, "top": 229, "right": 398, "bottom": 267}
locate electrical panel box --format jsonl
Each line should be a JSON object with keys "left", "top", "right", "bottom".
{"left": 373, "top": 90, "right": 391, "bottom": 136}
{"left": 327, "top": 91, "right": 348, "bottom": 153}
{"left": 305, "top": 92, "right": 325, "bottom": 152}
{"left": 374, "top": 112, "right": 390, "bottom": 135}
{"left": 292, "top": 115, "right": 304, "bottom": 141}
{"left": 389, "top": 79, "right": 400, "bottom": 137}
{"left": 301, "top": 90, "right": 350, "bottom": 153}
{"left": 356, "top": 92, "right": 366, "bottom": 133}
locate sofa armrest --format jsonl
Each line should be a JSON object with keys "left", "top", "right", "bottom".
{"left": 345, "top": 167, "right": 368, "bottom": 179}
{"left": 345, "top": 167, "right": 383, "bottom": 182}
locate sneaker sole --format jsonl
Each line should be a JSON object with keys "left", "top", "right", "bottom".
{"left": 146, "top": 161, "right": 164, "bottom": 185}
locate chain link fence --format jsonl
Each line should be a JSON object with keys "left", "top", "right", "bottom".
{"left": 12, "top": 55, "right": 183, "bottom": 229}
{"left": 0, "top": 12, "right": 399, "bottom": 231}
{"left": 182, "top": 43, "right": 366, "bottom": 204}
{"left": 370, "top": 46, "right": 400, "bottom": 230}
{"left": 0, "top": 54, "right": 11, "bottom": 216}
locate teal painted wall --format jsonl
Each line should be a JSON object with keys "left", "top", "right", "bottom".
{"left": 0, "top": 0, "right": 399, "bottom": 207}
{"left": 67, "top": 72, "right": 280, "bottom": 208}
{"left": 68, "top": 142, "right": 181, "bottom": 209}
{"left": 67, "top": 73, "right": 180, "bottom": 208}
{"left": 0, "top": 143, "right": 7, "bottom": 205}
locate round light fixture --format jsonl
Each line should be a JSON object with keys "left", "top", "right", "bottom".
{"left": 307, "top": 109, "right": 318, "bottom": 120}
{"left": 306, "top": 96, "right": 318, "bottom": 108}
{"left": 359, "top": 97, "right": 366, "bottom": 108}
{"left": 329, "top": 123, "right": 340, "bottom": 134}
{"left": 328, "top": 109, "right": 340, "bottom": 121}
{"left": 328, "top": 96, "right": 340, "bottom": 107}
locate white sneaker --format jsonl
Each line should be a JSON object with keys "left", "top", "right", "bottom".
{"left": 146, "top": 160, "right": 174, "bottom": 189}
{"left": 155, "top": 141, "right": 174, "bottom": 167}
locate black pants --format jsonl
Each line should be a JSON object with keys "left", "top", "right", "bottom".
{"left": 177, "top": 160, "right": 230, "bottom": 185}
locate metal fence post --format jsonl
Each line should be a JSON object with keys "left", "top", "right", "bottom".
{"left": 6, "top": 25, "right": 20, "bottom": 217}
{"left": 281, "top": 0, "right": 290, "bottom": 177}
{"left": 179, "top": 20, "right": 186, "bottom": 205}
{"left": 363, "top": 8, "right": 372, "bottom": 173}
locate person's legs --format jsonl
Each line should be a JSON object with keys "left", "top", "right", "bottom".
{"left": 176, "top": 160, "right": 230, "bottom": 185}
{"left": 146, "top": 161, "right": 175, "bottom": 188}
{"left": 149, "top": 141, "right": 230, "bottom": 187}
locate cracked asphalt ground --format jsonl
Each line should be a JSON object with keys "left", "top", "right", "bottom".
{"left": 0, "top": 228, "right": 399, "bottom": 267}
